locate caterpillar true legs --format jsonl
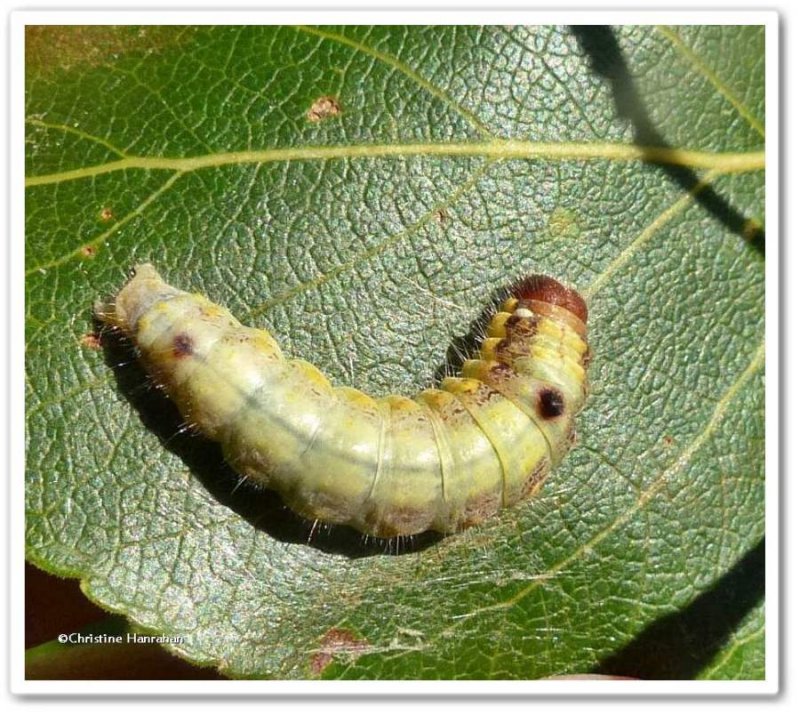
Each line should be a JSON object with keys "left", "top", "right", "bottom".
{"left": 97, "top": 265, "right": 590, "bottom": 538}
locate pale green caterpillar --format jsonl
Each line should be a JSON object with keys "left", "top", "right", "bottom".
{"left": 97, "top": 265, "right": 590, "bottom": 538}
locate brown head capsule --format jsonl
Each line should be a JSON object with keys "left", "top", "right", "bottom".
{"left": 512, "top": 275, "right": 588, "bottom": 324}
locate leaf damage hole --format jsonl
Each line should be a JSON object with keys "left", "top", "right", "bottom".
{"left": 306, "top": 95, "right": 342, "bottom": 123}
{"left": 310, "top": 627, "right": 370, "bottom": 676}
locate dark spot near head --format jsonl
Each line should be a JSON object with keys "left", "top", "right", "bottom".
{"left": 306, "top": 95, "right": 342, "bottom": 122}
{"left": 172, "top": 333, "right": 193, "bottom": 358}
{"left": 537, "top": 388, "right": 564, "bottom": 420}
{"left": 512, "top": 275, "right": 588, "bottom": 323}
{"left": 503, "top": 315, "right": 523, "bottom": 330}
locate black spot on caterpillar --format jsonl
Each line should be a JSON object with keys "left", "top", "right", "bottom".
{"left": 96, "top": 265, "right": 590, "bottom": 538}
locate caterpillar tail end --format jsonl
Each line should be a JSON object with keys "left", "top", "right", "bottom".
{"left": 95, "top": 263, "right": 183, "bottom": 335}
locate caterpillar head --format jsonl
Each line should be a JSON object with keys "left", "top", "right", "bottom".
{"left": 511, "top": 275, "right": 588, "bottom": 324}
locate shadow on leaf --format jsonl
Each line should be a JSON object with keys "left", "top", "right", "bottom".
{"left": 434, "top": 282, "right": 515, "bottom": 383}
{"left": 595, "top": 536, "right": 765, "bottom": 679}
{"left": 570, "top": 25, "right": 765, "bottom": 255}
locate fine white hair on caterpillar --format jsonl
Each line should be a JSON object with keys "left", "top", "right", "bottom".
{"left": 96, "top": 264, "right": 590, "bottom": 538}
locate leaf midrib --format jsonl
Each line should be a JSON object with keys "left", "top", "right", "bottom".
{"left": 25, "top": 139, "right": 765, "bottom": 187}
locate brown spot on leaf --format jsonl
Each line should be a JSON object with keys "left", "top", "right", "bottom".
{"left": 310, "top": 628, "right": 370, "bottom": 676}
{"left": 99, "top": 206, "right": 114, "bottom": 222}
{"left": 434, "top": 208, "right": 449, "bottom": 225}
{"left": 79, "top": 245, "right": 97, "bottom": 258}
{"left": 79, "top": 332, "right": 102, "bottom": 350}
{"left": 306, "top": 95, "right": 342, "bottom": 122}
{"left": 310, "top": 652, "right": 332, "bottom": 676}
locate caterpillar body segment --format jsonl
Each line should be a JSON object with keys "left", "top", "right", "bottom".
{"left": 97, "top": 264, "right": 590, "bottom": 537}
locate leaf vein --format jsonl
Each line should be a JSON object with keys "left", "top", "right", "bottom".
{"left": 243, "top": 160, "right": 494, "bottom": 320}
{"left": 25, "top": 171, "right": 185, "bottom": 276}
{"left": 656, "top": 25, "right": 765, "bottom": 138}
{"left": 450, "top": 341, "right": 765, "bottom": 624}
{"left": 294, "top": 25, "right": 492, "bottom": 138}
{"left": 26, "top": 117, "right": 128, "bottom": 159}
{"left": 584, "top": 169, "right": 720, "bottom": 300}
{"left": 24, "top": 142, "right": 765, "bottom": 187}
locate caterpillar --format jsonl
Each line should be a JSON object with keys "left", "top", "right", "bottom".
{"left": 96, "top": 265, "right": 590, "bottom": 538}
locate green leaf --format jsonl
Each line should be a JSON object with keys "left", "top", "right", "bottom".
{"left": 698, "top": 601, "right": 766, "bottom": 680}
{"left": 25, "top": 25, "right": 765, "bottom": 679}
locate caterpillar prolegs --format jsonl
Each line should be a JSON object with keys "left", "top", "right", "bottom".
{"left": 97, "top": 265, "right": 590, "bottom": 538}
